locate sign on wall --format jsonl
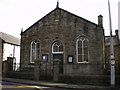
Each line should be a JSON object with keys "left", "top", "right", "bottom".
{"left": 42, "top": 54, "right": 48, "bottom": 62}
{"left": 67, "top": 55, "right": 73, "bottom": 63}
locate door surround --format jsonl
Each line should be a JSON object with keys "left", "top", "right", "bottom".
{"left": 51, "top": 41, "right": 64, "bottom": 73}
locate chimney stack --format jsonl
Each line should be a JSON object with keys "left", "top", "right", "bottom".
{"left": 115, "top": 30, "right": 119, "bottom": 44}
{"left": 98, "top": 15, "right": 103, "bottom": 27}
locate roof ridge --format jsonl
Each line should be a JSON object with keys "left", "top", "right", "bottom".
{"left": 22, "top": 7, "right": 99, "bottom": 34}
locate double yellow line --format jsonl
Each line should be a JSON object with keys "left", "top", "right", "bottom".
{"left": 0, "top": 85, "right": 45, "bottom": 90}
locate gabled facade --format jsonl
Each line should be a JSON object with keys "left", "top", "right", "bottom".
{"left": 20, "top": 6, "right": 105, "bottom": 76}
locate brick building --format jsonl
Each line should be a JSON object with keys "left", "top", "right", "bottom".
{"left": 105, "top": 30, "right": 120, "bottom": 75}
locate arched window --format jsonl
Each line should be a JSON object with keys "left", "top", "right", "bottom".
{"left": 76, "top": 36, "right": 89, "bottom": 63}
{"left": 52, "top": 41, "right": 63, "bottom": 54}
{"left": 30, "top": 41, "right": 40, "bottom": 63}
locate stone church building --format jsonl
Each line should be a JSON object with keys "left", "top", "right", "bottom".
{"left": 20, "top": 5, "right": 105, "bottom": 82}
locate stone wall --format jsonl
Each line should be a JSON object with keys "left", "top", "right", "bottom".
{"left": 20, "top": 7, "right": 105, "bottom": 76}
{"left": 0, "top": 39, "right": 3, "bottom": 80}
{"left": 0, "top": 39, "right": 2, "bottom": 62}
{"left": 105, "top": 45, "right": 120, "bottom": 75}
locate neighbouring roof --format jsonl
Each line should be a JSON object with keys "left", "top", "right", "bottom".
{"left": 0, "top": 32, "right": 20, "bottom": 46}
{"left": 105, "top": 36, "right": 119, "bottom": 46}
{"left": 105, "top": 30, "right": 119, "bottom": 46}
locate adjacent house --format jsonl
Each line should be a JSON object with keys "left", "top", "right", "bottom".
{"left": 0, "top": 32, "right": 20, "bottom": 71}
{"left": 105, "top": 30, "right": 120, "bottom": 75}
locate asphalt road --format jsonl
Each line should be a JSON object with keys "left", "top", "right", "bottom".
{"left": 2, "top": 80, "right": 120, "bottom": 90}
{"left": 2, "top": 81, "right": 70, "bottom": 90}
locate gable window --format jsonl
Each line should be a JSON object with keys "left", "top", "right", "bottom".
{"left": 76, "top": 36, "right": 89, "bottom": 63}
{"left": 52, "top": 41, "right": 63, "bottom": 54}
{"left": 30, "top": 41, "right": 40, "bottom": 63}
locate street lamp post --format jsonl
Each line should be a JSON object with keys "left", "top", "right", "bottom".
{"left": 108, "top": 0, "right": 115, "bottom": 86}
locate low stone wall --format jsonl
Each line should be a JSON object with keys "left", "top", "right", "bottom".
{"left": 5, "top": 71, "right": 34, "bottom": 80}
{"left": 3, "top": 70, "right": 120, "bottom": 86}
{"left": 59, "top": 75, "right": 120, "bottom": 86}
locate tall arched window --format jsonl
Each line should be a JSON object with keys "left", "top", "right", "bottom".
{"left": 52, "top": 41, "right": 63, "bottom": 54}
{"left": 76, "top": 36, "right": 89, "bottom": 63}
{"left": 30, "top": 41, "right": 40, "bottom": 63}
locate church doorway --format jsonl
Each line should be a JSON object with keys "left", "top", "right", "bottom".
{"left": 53, "top": 54, "right": 63, "bottom": 73}
{"left": 52, "top": 41, "right": 64, "bottom": 74}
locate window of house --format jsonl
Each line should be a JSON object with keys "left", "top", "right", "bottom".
{"left": 52, "top": 41, "right": 63, "bottom": 54}
{"left": 76, "top": 36, "right": 89, "bottom": 63}
{"left": 30, "top": 41, "right": 40, "bottom": 63}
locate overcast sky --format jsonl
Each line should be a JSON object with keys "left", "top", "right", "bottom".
{"left": 0, "top": 0, "right": 119, "bottom": 38}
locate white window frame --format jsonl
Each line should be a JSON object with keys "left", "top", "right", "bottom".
{"left": 30, "top": 41, "right": 40, "bottom": 63}
{"left": 52, "top": 41, "right": 63, "bottom": 54}
{"left": 76, "top": 37, "right": 89, "bottom": 63}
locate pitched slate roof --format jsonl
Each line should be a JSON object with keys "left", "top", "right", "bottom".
{"left": 0, "top": 31, "right": 20, "bottom": 46}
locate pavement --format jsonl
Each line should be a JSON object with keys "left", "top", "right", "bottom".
{"left": 2, "top": 78, "right": 120, "bottom": 90}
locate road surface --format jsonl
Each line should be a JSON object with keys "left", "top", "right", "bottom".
{"left": 2, "top": 81, "right": 69, "bottom": 90}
